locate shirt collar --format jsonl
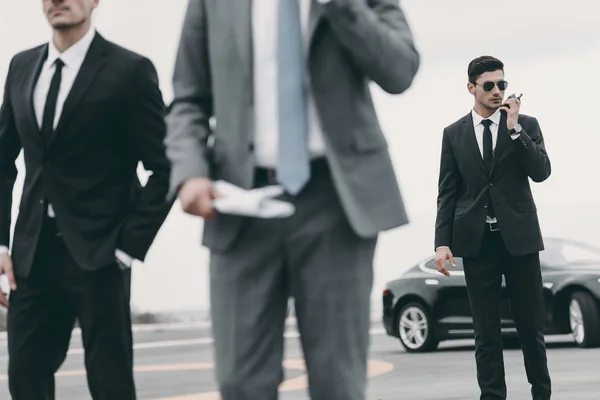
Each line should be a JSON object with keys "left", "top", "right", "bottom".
{"left": 471, "top": 108, "right": 502, "bottom": 127}
{"left": 47, "top": 27, "right": 96, "bottom": 68}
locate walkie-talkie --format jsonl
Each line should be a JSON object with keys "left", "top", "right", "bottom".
{"left": 501, "top": 93, "right": 522, "bottom": 109}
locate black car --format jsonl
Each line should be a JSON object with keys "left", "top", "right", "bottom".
{"left": 382, "top": 237, "right": 600, "bottom": 352}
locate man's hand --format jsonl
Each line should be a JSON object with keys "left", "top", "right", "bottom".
{"left": 434, "top": 247, "right": 456, "bottom": 277}
{"left": 499, "top": 96, "right": 521, "bottom": 131}
{"left": 0, "top": 253, "right": 16, "bottom": 307}
{"left": 178, "top": 177, "right": 219, "bottom": 218}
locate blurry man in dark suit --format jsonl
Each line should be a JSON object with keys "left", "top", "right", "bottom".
{"left": 0, "top": 0, "right": 172, "bottom": 398}
{"left": 434, "top": 56, "right": 552, "bottom": 400}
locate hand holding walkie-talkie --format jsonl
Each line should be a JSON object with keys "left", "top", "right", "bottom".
{"left": 499, "top": 93, "right": 523, "bottom": 130}
{"left": 501, "top": 93, "right": 522, "bottom": 109}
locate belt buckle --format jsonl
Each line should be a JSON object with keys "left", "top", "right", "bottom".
{"left": 489, "top": 222, "right": 499, "bottom": 232}
{"left": 266, "top": 169, "right": 277, "bottom": 185}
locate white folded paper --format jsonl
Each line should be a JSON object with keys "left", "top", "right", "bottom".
{"left": 212, "top": 180, "right": 295, "bottom": 218}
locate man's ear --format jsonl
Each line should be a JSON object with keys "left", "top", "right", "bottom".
{"left": 467, "top": 82, "right": 475, "bottom": 95}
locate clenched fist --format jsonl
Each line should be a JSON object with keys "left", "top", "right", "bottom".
{"left": 178, "top": 177, "right": 219, "bottom": 218}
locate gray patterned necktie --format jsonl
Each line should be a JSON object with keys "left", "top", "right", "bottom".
{"left": 276, "top": 0, "right": 310, "bottom": 195}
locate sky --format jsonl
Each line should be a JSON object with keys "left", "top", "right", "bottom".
{"left": 1, "top": 0, "right": 599, "bottom": 314}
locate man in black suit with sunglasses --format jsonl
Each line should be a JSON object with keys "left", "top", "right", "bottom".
{"left": 434, "top": 56, "right": 552, "bottom": 400}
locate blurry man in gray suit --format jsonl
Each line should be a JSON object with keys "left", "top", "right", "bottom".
{"left": 165, "top": 0, "right": 419, "bottom": 399}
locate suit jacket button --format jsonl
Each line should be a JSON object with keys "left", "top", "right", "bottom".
{"left": 489, "top": 183, "right": 493, "bottom": 186}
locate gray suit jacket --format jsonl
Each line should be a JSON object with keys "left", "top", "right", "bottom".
{"left": 165, "top": 0, "right": 420, "bottom": 252}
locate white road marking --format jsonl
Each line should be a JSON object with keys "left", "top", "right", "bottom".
{"left": 64, "top": 327, "right": 387, "bottom": 355}
{"left": 0, "top": 319, "right": 388, "bottom": 357}
{"left": 0, "top": 321, "right": 213, "bottom": 341}
{"left": 0, "top": 316, "right": 383, "bottom": 340}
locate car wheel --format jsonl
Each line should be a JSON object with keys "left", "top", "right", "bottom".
{"left": 569, "top": 291, "right": 600, "bottom": 348}
{"left": 396, "top": 302, "right": 438, "bottom": 353}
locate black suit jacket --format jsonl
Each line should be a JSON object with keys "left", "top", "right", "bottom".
{"left": 434, "top": 111, "right": 551, "bottom": 258}
{"left": 0, "top": 33, "right": 173, "bottom": 277}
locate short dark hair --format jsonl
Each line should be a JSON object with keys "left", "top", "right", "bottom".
{"left": 468, "top": 56, "right": 504, "bottom": 84}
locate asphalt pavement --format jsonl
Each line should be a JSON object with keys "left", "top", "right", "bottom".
{"left": 0, "top": 322, "right": 598, "bottom": 399}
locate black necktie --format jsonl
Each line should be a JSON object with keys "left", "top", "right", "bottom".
{"left": 41, "top": 58, "right": 65, "bottom": 144}
{"left": 481, "top": 119, "right": 495, "bottom": 218}
{"left": 482, "top": 119, "right": 493, "bottom": 170}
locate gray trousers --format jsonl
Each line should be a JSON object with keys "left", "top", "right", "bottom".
{"left": 209, "top": 162, "right": 377, "bottom": 400}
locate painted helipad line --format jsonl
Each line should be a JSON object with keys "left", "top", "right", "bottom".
{"left": 0, "top": 359, "right": 394, "bottom": 399}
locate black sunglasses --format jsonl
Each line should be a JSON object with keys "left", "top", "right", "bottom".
{"left": 475, "top": 80, "right": 508, "bottom": 92}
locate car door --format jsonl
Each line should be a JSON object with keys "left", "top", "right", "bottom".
{"left": 429, "top": 257, "right": 516, "bottom": 333}
{"left": 421, "top": 258, "right": 473, "bottom": 332}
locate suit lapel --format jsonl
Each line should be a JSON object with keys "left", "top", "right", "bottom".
{"left": 233, "top": 0, "right": 252, "bottom": 74}
{"left": 490, "top": 112, "right": 509, "bottom": 174}
{"left": 461, "top": 113, "right": 487, "bottom": 175}
{"left": 307, "top": 0, "right": 325, "bottom": 52}
{"left": 24, "top": 45, "right": 48, "bottom": 146}
{"left": 52, "top": 33, "right": 108, "bottom": 143}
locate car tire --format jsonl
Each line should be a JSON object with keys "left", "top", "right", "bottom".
{"left": 569, "top": 291, "right": 600, "bottom": 348}
{"left": 396, "top": 302, "right": 438, "bottom": 353}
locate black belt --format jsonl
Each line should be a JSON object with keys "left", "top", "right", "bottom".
{"left": 254, "top": 157, "right": 329, "bottom": 186}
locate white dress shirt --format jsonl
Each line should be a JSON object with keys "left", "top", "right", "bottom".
{"left": 471, "top": 108, "right": 521, "bottom": 223}
{"left": 0, "top": 27, "right": 133, "bottom": 266}
{"left": 471, "top": 108, "right": 501, "bottom": 160}
{"left": 252, "top": 0, "right": 329, "bottom": 167}
{"left": 471, "top": 108, "right": 501, "bottom": 224}
{"left": 34, "top": 27, "right": 96, "bottom": 141}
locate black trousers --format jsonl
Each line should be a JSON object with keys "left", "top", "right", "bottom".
{"left": 6, "top": 217, "right": 136, "bottom": 400}
{"left": 463, "top": 228, "right": 551, "bottom": 400}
